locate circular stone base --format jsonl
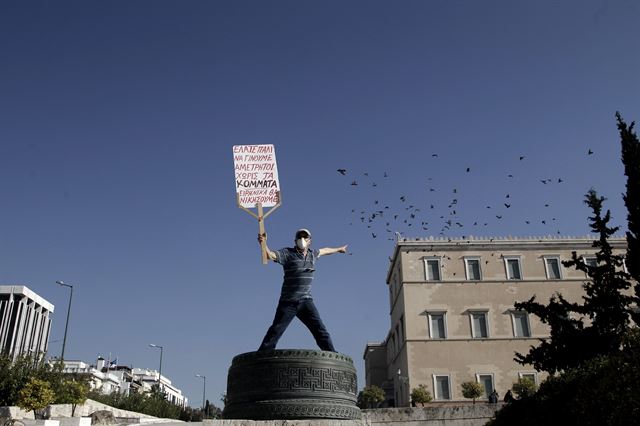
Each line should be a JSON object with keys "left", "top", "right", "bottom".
{"left": 223, "top": 349, "right": 360, "bottom": 420}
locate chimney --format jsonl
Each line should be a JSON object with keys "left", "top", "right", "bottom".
{"left": 96, "top": 357, "right": 106, "bottom": 371}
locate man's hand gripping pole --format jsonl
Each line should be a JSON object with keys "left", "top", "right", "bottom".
{"left": 237, "top": 191, "right": 281, "bottom": 264}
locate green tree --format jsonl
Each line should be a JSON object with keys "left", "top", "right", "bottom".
{"left": 618, "top": 112, "right": 640, "bottom": 291}
{"left": 17, "top": 378, "right": 55, "bottom": 419}
{"left": 0, "top": 353, "right": 65, "bottom": 407}
{"left": 58, "top": 379, "right": 89, "bottom": 416}
{"left": 410, "top": 384, "right": 432, "bottom": 405}
{"left": 488, "top": 113, "right": 640, "bottom": 425}
{"left": 460, "top": 381, "right": 483, "bottom": 404}
{"left": 514, "top": 190, "right": 637, "bottom": 374}
{"left": 357, "top": 385, "right": 385, "bottom": 409}
{"left": 511, "top": 377, "right": 537, "bottom": 399}
{"left": 488, "top": 329, "right": 640, "bottom": 426}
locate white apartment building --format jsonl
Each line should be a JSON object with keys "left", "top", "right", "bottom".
{"left": 132, "top": 367, "right": 187, "bottom": 407}
{"left": 61, "top": 358, "right": 187, "bottom": 407}
{"left": 62, "top": 359, "right": 122, "bottom": 394}
{"left": 0, "top": 285, "right": 54, "bottom": 360}
{"left": 364, "top": 236, "right": 628, "bottom": 407}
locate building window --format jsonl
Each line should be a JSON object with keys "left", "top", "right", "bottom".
{"left": 464, "top": 257, "right": 482, "bottom": 281}
{"left": 584, "top": 256, "right": 598, "bottom": 268}
{"left": 428, "top": 312, "right": 447, "bottom": 339}
{"left": 504, "top": 257, "right": 522, "bottom": 280}
{"left": 424, "top": 258, "right": 442, "bottom": 281}
{"left": 476, "top": 374, "right": 494, "bottom": 398}
{"left": 544, "top": 256, "right": 562, "bottom": 279}
{"left": 391, "top": 333, "right": 396, "bottom": 357}
{"left": 511, "top": 311, "right": 531, "bottom": 337}
{"left": 470, "top": 311, "right": 489, "bottom": 338}
{"left": 433, "top": 375, "right": 451, "bottom": 400}
{"left": 518, "top": 372, "right": 538, "bottom": 385}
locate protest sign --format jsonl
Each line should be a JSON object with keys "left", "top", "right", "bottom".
{"left": 233, "top": 144, "right": 280, "bottom": 208}
{"left": 233, "top": 144, "right": 282, "bottom": 264}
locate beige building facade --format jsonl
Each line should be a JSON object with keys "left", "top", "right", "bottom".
{"left": 364, "top": 236, "right": 627, "bottom": 407}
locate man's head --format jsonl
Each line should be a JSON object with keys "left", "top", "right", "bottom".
{"left": 295, "top": 228, "right": 311, "bottom": 250}
{"left": 295, "top": 228, "right": 311, "bottom": 239}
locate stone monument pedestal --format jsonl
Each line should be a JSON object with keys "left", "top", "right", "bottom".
{"left": 223, "top": 349, "right": 361, "bottom": 420}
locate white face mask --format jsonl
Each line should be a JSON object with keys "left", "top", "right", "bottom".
{"left": 296, "top": 238, "right": 308, "bottom": 250}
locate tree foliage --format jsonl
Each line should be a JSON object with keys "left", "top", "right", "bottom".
{"left": 356, "top": 385, "right": 385, "bottom": 409}
{"left": 17, "top": 378, "right": 55, "bottom": 418}
{"left": 87, "top": 384, "right": 211, "bottom": 420}
{"left": 490, "top": 113, "right": 640, "bottom": 425}
{"left": 514, "top": 190, "right": 637, "bottom": 373}
{"left": 57, "top": 379, "right": 89, "bottom": 416}
{"left": 410, "top": 384, "right": 432, "bottom": 404}
{"left": 511, "top": 377, "right": 537, "bottom": 399}
{"left": 460, "top": 381, "right": 483, "bottom": 404}
{"left": 489, "top": 329, "right": 640, "bottom": 426}
{"left": 0, "top": 353, "right": 67, "bottom": 406}
{"left": 618, "top": 112, "right": 640, "bottom": 285}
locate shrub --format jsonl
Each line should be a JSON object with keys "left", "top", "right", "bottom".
{"left": 410, "top": 384, "right": 432, "bottom": 405}
{"left": 17, "top": 378, "right": 55, "bottom": 419}
{"left": 357, "top": 385, "right": 385, "bottom": 409}
{"left": 512, "top": 377, "right": 537, "bottom": 399}
{"left": 58, "top": 379, "right": 90, "bottom": 416}
{"left": 461, "top": 381, "right": 484, "bottom": 404}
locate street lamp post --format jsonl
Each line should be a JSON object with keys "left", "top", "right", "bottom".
{"left": 148, "top": 344, "right": 163, "bottom": 390}
{"left": 195, "top": 374, "right": 206, "bottom": 414}
{"left": 55, "top": 280, "right": 74, "bottom": 361}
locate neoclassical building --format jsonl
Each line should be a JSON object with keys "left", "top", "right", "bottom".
{"left": 364, "top": 236, "right": 628, "bottom": 407}
{"left": 0, "top": 285, "right": 54, "bottom": 360}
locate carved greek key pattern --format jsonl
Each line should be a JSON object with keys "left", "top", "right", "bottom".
{"left": 225, "top": 350, "right": 360, "bottom": 419}
{"left": 229, "top": 365, "right": 356, "bottom": 395}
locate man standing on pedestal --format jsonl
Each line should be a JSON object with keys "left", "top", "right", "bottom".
{"left": 257, "top": 228, "right": 348, "bottom": 352}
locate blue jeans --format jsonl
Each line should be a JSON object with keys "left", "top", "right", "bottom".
{"left": 258, "top": 298, "right": 336, "bottom": 351}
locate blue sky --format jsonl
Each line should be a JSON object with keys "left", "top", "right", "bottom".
{"left": 1, "top": 0, "right": 639, "bottom": 408}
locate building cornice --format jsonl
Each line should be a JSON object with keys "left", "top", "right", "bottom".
{"left": 0, "top": 285, "right": 55, "bottom": 312}
{"left": 386, "top": 236, "right": 626, "bottom": 283}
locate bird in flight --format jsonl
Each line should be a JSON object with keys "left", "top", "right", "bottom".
{"left": 337, "top": 169, "right": 347, "bottom": 175}
{"left": 588, "top": 149, "right": 594, "bottom": 155}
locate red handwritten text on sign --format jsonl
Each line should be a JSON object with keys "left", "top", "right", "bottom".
{"left": 233, "top": 144, "right": 280, "bottom": 208}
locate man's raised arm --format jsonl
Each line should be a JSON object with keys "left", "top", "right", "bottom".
{"left": 318, "top": 245, "right": 348, "bottom": 257}
{"left": 258, "top": 233, "right": 278, "bottom": 261}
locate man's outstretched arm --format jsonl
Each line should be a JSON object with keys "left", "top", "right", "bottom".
{"left": 318, "top": 245, "right": 348, "bottom": 257}
{"left": 258, "top": 233, "right": 278, "bottom": 261}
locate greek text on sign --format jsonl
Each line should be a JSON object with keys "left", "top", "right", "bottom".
{"left": 233, "top": 144, "right": 281, "bottom": 208}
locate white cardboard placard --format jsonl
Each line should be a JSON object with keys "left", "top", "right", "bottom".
{"left": 233, "top": 144, "right": 281, "bottom": 208}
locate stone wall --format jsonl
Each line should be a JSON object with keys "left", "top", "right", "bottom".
{"left": 363, "top": 405, "right": 501, "bottom": 426}
{"left": 204, "top": 404, "right": 501, "bottom": 426}
{"left": 1, "top": 399, "right": 158, "bottom": 420}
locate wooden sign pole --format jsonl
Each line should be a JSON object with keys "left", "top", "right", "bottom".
{"left": 237, "top": 191, "right": 282, "bottom": 264}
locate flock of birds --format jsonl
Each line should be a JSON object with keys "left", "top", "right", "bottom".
{"left": 336, "top": 150, "right": 597, "bottom": 242}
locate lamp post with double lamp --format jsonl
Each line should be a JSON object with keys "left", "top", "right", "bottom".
{"left": 195, "top": 374, "right": 206, "bottom": 414}
{"left": 148, "top": 344, "right": 163, "bottom": 391}
{"left": 55, "top": 280, "right": 74, "bottom": 361}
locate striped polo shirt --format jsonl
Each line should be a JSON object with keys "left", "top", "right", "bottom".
{"left": 274, "top": 247, "right": 320, "bottom": 301}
